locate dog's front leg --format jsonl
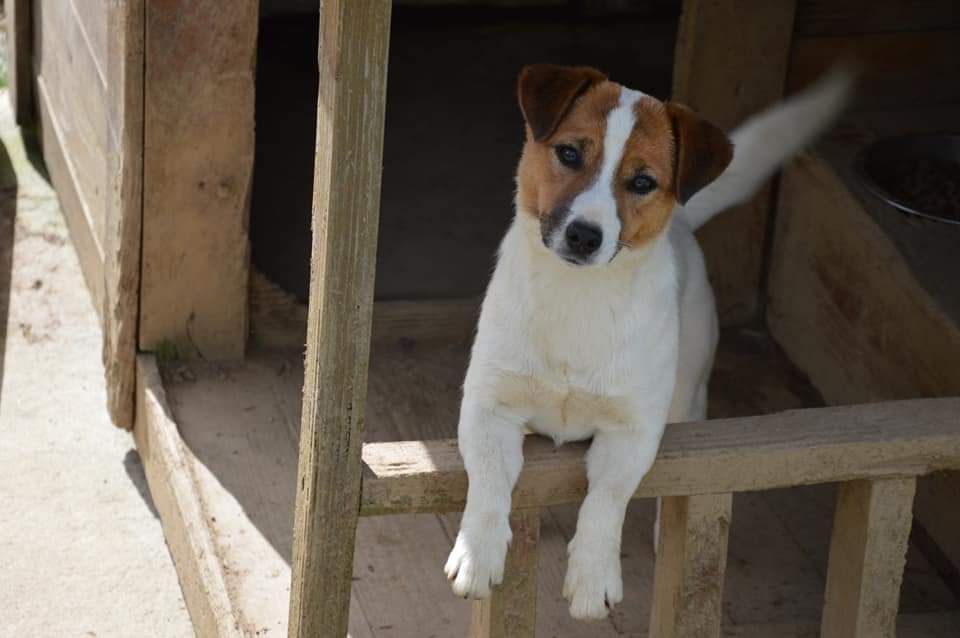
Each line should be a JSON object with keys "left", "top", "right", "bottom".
{"left": 445, "top": 402, "right": 525, "bottom": 599}
{"left": 564, "top": 427, "right": 662, "bottom": 620}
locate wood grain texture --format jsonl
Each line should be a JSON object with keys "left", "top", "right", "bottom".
{"left": 7, "top": 0, "right": 33, "bottom": 124}
{"left": 672, "top": 0, "right": 796, "bottom": 324}
{"left": 287, "top": 2, "right": 392, "bottom": 637}
{"left": 767, "top": 154, "right": 960, "bottom": 407}
{"left": 821, "top": 478, "right": 916, "bottom": 638}
{"left": 134, "top": 355, "right": 241, "bottom": 638}
{"left": 33, "top": 0, "right": 109, "bottom": 248}
{"left": 35, "top": 76, "right": 105, "bottom": 312}
{"left": 470, "top": 509, "right": 539, "bottom": 638}
{"left": 33, "top": 0, "right": 109, "bottom": 313}
{"left": 140, "top": 0, "right": 257, "bottom": 359}
{"left": 101, "top": 0, "right": 143, "bottom": 429}
{"left": 649, "top": 493, "right": 732, "bottom": 638}
{"left": 360, "top": 398, "right": 960, "bottom": 515}
{"left": 768, "top": 150, "right": 960, "bottom": 610}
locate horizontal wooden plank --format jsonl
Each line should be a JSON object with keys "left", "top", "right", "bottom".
{"left": 134, "top": 355, "right": 242, "bottom": 637}
{"left": 360, "top": 398, "right": 960, "bottom": 515}
{"left": 249, "top": 268, "right": 481, "bottom": 347}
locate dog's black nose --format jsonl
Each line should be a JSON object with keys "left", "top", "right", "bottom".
{"left": 565, "top": 221, "right": 603, "bottom": 257}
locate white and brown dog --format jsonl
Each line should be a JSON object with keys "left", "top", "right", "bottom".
{"left": 445, "top": 64, "right": 851, "bottom": 620}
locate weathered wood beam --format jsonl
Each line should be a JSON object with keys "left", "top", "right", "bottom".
{"left": 470, "top": 509, "right": 540, "bottom": 638}
{"left": 360, "top": 398, "right": 960, "bottom": 515}
{"left": 649, "top": 493, "right": 732, "bottom": 638}
{"left": 287, "top": 2, "right": 392, "bottom": 637}
{"left": 821, "top": 478, "right": 917, "bottom": 638}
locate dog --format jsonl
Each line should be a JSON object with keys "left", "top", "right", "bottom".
{"left": 444, "top": 63, "right": 851, "bottom": 620}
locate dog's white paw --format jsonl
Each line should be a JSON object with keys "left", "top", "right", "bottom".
{"left": 563, "top": 540, "right": 622, "bottom": 621}
{"left": 444, "top": 524, "right": 511, "bottom": 599}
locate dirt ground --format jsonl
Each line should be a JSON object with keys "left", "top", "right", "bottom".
{"left": 0, "top": 92, "right": 194, "bottom": 636}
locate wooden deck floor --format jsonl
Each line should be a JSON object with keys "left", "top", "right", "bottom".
{"left": 159, "top": 328, "right": 959, "bottom": 636}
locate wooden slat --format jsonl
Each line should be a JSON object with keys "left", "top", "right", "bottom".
{"left": 7, "top": 0, "right": 33, "bottom": 124}
{"left": 140, "top": 0, "right": 257, "bottom": 359}
{"left": 133, "top": 355, "right": 241, "bottom": 638}
{"left": 34, "top": 0, "right": 109, "bottom": 251}
{"left": 470, "top": 509, "right": 540, "bottom": 638}
{"left": 70, "top": 0, "right": 108, "bottom": 86}
{"left": 360, "top": 398, "right": 960, "bottom": 515}
{"left": 287, "top": 2, "right": 392, "bottom": 637}
{"left": 672, "top": 0, "right": 796, "bottom": 324}
{"left": 35, "top": 76, "right": 105, "bottom": 312}
{"left": 248, "top": 268, "right": 481, "bottom": 348}
{"left": 821, "top": 478, "right": 917, "bottom": 638}
{"left": 101, "top": 0, "right": 144, "bottom": 429}
{"left": 649, "top": 493, "right": 732, "bottom": 638}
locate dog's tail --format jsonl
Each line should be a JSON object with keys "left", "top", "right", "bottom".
{"left": 680, "top": 66, "right": 855, "bottom": 231}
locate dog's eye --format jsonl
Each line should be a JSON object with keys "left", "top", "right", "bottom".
{"left": 627, "top": 173, "right": 658, "bottom": 195}
{"left": 555, "top": 144, "right": 582, "bottom": 169}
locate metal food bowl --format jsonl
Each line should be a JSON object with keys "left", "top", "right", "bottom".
{"left": 854, "top": 133, "right": 960, "bottom": 226}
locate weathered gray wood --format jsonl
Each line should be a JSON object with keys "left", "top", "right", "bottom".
{"left": 360, "top": 398, "right": 960, "bottom": 515}
{"left": 470, "top": 509, "right": 540, "bottom": 638}
{"left": 649, "top": 493, "right": 732, "bottom": 638}
{"left": 287, "top": 2, "right": 392, "bottom": 637}
{"left": 140, "top": 0, "right": 257, "bottom": 359}
{"left": 672, "top": 0, "right": 796, "bottom": 324}
{"left": 33, "top": 0, "right": 109, "bottom": 313}
{"left": 134, "top": 355, "right": 241, "bottom": 637}
{"left": 102, "top": 0, "right": 144, "bottom": 429}
{"left": 821, "top": 478, "right": 917, "bottom": 638}
{"left": 7, "top": 0, "right": 33, "bottom": 124}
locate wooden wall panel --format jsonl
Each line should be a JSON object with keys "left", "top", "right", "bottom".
{"left": 33, "top": 0, "right": 109, "bottom": 299}
{"left": 140, "top": 1, "right": 257, "bottom": 360}
{"left": 672, "top": 0, "right": 797, "bottom": 325}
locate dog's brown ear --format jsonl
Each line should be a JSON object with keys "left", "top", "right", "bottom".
{"left": 666, "top": 102, "right": 733, "bottom": 204}
{"left": 518, "top": 64, "right": 607, "bottom": 142}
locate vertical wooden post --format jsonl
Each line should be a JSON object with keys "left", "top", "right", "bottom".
{"left": 649, "top": 493, "right": 732, "bottom": 638}
{"left": 288, "top": 2, "right": 392, "bottom": 637}
{"left": 470, "top": 509, "right": 541, "bottom": 638}
{"left": 672, "top": 0, "right": 797, "bottom": 324}
{"left": 103, "top": 0, "right": 145, "bottom": 429}
{"left": 821, "top": 478, "right": 916, "bottom": 638}
{"left": 140, "top": 0, "right": 258, "bottom": 360}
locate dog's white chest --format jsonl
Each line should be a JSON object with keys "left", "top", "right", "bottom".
{"left": 466, "top": 219, "right": 679, "bottom": 442}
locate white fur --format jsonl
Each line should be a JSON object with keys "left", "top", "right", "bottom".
{"left": 550, "top": 88, "right": 645, "bottom": 264}
{"left": 681, "top": 66, "right": 854, "bottom": 231}
{"left": 446, "top": 71, "right": 850, "bottom": 620}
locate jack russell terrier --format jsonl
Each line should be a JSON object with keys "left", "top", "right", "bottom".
{"left": 444, "top": 64, "right": 852, "bottom": 620}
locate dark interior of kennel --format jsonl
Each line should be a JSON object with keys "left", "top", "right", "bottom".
{"left": 251, "top": 4, "right": 680, "bottom": 302}
{"left": 159, "top": 2, "right": 960, "bottom": 635}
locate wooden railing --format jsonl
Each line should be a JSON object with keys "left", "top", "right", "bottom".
{"left": 357, "top": 399, "right": 960, "bottom": 637}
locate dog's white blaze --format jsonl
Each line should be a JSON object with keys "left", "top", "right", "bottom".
{"left": 567, "top": 87, "right": 645, "bottom": 264}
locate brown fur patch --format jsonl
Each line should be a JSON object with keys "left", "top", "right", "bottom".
{"left": 615, "top": 96, "right": 678, "bottom": 248}
{"left": 516, "top": 81, "right": 621, "bottom": 222}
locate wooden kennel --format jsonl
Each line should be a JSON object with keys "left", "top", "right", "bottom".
{"left": 10, "top": 0, "right": 960, "bottom": 636}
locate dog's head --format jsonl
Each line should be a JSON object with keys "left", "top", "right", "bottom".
{"left": 516, "top": 64, "right": 733, "bottom": 266}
